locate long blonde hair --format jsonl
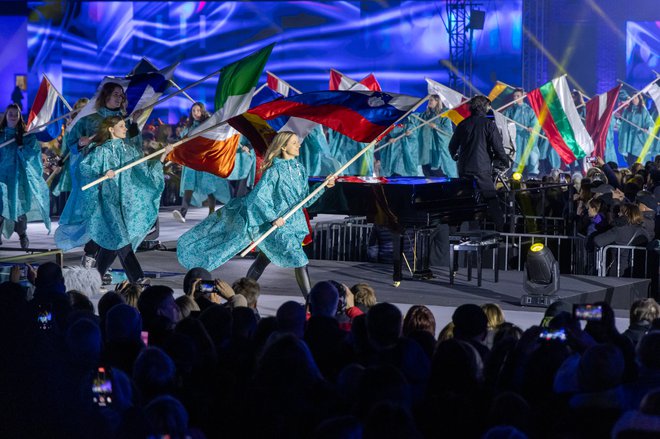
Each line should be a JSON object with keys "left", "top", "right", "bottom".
{"left": 260, "top": 131, "right": 297, "bottom": 173}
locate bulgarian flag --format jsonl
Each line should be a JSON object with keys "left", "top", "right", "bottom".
{"left": 167, "top": 44, "right": 273, "bottom": 177}
{"left": 526, "top": 76, "right": 594, "bottom": 164}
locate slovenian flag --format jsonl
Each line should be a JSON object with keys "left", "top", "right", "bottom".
{"left": 166, "top": 43, "right": 274, "bottom": 177}
{"left": 26, "top": 76, "right": 69, "bottom": 142}
{"left": 526, "top": 76, "right": 594, "bottom": 164}
{"left": 229, "top": 90, "right": 420, "bottom": 149}
{"left": 585, "top": 84, "right": 621, "bottom": 159}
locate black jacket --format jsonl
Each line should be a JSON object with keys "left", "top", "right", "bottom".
{"left": 448, "top": 113, "right": 509, "bottom": 176}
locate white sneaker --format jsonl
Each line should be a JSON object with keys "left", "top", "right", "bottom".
{"left": 81, "top": 255, "right": 96, "bottom": 268}
{"left": 173, "top": 210, "right": 186, "bottom": 223}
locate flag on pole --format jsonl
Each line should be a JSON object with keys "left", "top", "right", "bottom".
{"left": 642, "top": 79, "right": 660, "bottom": 113}
{"left": 488, "top": 81, "right": 517, "bottom": 109}
{"left": 67, "top": 62, "right": 177, "bottom": 132}
{"left": 526, "top": 76, "right": 594, "bottom": 164}
{"left": 266, "top": 71, "right": 293, "bottom": 97}
{"left": 442, "top": 100, "right": 472, "bottom": 126}
{"left": 585, "top": 84, "right": 621, "bottom": 158}
{"left": 329, "top": 69, "right": 382, "bottom": 92}
{"left": 166, "top": 44, "right": 274, "bottom": 177}
{"left": 229, "top": 90, "right": 420, "bottom": 148}
{"left": 27, "top": 76, "right": 69, "bottom": 142}
{"left": 426, "top": 78, "right": 464, "bottom": 109}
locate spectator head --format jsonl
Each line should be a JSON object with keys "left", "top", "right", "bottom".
{"left": 363, "top": 402, "right": 422, "bottom": 439}
{"left": 133, "top": 347, "right": 177, "bottom": 401}
{"left": 430, "top": 338, "right": 483, "bottom": 395}
{"left": 637, "top": 331, "right": 660, "bottom": 370}
{"left": 620, "top": 203, "right": 644, "bottom": 226}
{"left": 493, "top": 322, "right": 524, "bottom": 346}
{"left": 630, "top": 299, "right": 660, "bottom": 328}
{"left": 641, "top": 389, "right": 660, "bottom": 415}
{"left": 65, "top": 317, "right": 101, "bottom": 367}
{"left": 578, "top": 343, "right": 624, "bottom": 392}
{"left": 481, "top": 303, "right": 505, "bottom": 330}
{"left": 541, "top": 300, "right": 571, "bottom": 327}
{"left": 309, "top": 281, "right": 339, "bottom": 318}
{"left": 402, "top": 305, "right": 436, "bottom": 337}
{"left": 254, "top": 333, "right": 322, "bottom": 389}
{"left": 229, "top": 294, "right": 248, "bottom": 308}
{"left": 68, "top": 290, "right": 94, "bottom": 314}
{"left": 356, "top": 366, "right": 412, "bottom": 419}
{"left": 63, "top": 266, "right": 102, "bottom": 298}
{"left": 367, "top": 302, "right": 402, "bottom": 350}
{"left": 636, "top": 191, "right": 657, "bottom": 212}
{"left": 232, "top": 306, "right": 258, "bottom": 339}
{"left": 313, "top": 415, "right": 363, "bottom": 439}
{"left": 232, "top": 277, "right": 260, "bottom": 309}
{"left": 276, "top": 300, "right": 306, "bottom": 338}
{"left": 438, "top": 321, "right": 455, "bottom": 341}
{"left": 118, "top": 283, "right": 143, "bottom": 308}
{"left": 35, "top": 262, "right": 65, "bottom": 294}
{"left": 469, "top": 95, "right": 491, "bottom": 115}
{"left": 199, "top": 304, "right": 233, "bottom": 346}
{"left": 182, "top": 267, "right": 212, "bottom": 296}
{"left": 352, "top": 283, "right": 377, "bottom": 312}
{"left": 137, "top": 285, "right": 179, "bottom": 332}
{"left": 584, "top": 301, "right": 618, "bottom": 341}
{"left": 105, "top": 303, "right": 142, "bottom": 344}
{"left": 452, "top": 304, "right": 488, "bottom": 341}
{"left": 174, "top": 295, "right": 199, "bottom": 319}
{"left": 97, "top": 292, "right": 125, "bottom": 323}
{"left": 481, "top": 426, "right": 528, "bottom": 439}
{"left": 144, "top": 395, "right": 189, "bottom": 438}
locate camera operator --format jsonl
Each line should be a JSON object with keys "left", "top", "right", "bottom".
{"left": 182, "top": 267, "right": 239, "bottom": 312}
{"left": 449, "top": 95, "right": 510, "bottom": 231}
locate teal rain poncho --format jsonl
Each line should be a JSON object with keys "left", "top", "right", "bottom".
{"left": 297, "top": 126, "right": 340, "bottom": 177}
{"left": 379, "top": 118, "right": 422, "bottom": 177}
{"left": 0, "top": 129, "right": 51, "bottom": 237}
{"left": 77, "top": 138, "right": 164, "bottom": 251}
{"left": 328, "top": 129, "right": 373, "bottom": 176}
{"left": 504, "top": 103, "right": 540, "bottom": 174}
{"left": 177, "top": 157, "right": 325, "bottom": 270}
{"left": 619, "top": 105, "right": 653, "bottom": 159}
{"left": 418, "top": 111, "right": 458, "bottom": 177}
{"left": 55, "top": 107, "right": 128, "bottom": 248}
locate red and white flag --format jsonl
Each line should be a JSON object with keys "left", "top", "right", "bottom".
{"left": 27, "top": 76, "right": 62, "bottom": 131}
{"left": 585, "top": 84, "right": 621, "bottom": 158}
{"left": 329, "top": 69, "right": 381, "bottom": 91}
{"left": 266, "top": 71, "right": 291, "bottom": 97}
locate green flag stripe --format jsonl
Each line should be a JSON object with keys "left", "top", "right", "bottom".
{"left": 215, "top": 43, "right": 274, "bottom": 110}
{"left": 539, "top": 81, "right": 585, "bottom": 160}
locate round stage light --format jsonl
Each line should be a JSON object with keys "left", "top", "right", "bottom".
{"left": 512, "top": 172, "right": 523, "bottom": 181}
{"left": 530, "top": 243, "right": 544, "bottom": 252}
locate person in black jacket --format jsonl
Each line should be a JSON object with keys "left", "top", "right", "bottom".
{"left": 448, "top": 96, "right": 510, "bottom": 230}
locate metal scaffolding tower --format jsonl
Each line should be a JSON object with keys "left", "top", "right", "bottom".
{"left": 445, "top": 0, "right": 482, "bottom": 96}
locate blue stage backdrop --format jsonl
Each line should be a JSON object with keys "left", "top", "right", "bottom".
{"left": 27, "top": 1, "right": 521, "bottom": 123}
{"left": 627, "top": 21, "right": 660, "bottom": 90}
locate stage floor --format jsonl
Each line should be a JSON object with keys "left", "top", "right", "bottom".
{"left": 0, "top": 207, "right": 647, "bottom": 334}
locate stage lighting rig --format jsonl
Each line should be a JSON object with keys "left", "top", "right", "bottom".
{"left": 520, "top": 243, "right": 560, "bottom": 307}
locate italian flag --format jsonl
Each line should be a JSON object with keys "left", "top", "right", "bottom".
{"left": 526, "top": 76, "right": 594, "bottom": 164}
{"left": 167, "top": 44, "right": 273, "bottom": 177}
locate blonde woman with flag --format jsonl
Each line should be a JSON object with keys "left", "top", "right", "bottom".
{"left": 177, "top": 131, "right": 336, "bottom": 299}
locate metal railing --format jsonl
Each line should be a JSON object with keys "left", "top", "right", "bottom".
{"left": 510, "top": 215, "right": 567, "bottom": 235}
{"left": 596, "top": 245, "right": 650, "bottom": 278}
{"left": 500, "top": 233, "right": 587, "bottom": 274}
{"left": 310, "top": 217, "right": 373, "bottom": 261}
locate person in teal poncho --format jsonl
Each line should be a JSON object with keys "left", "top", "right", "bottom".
{"left": 52, "top": 98, "right": 90, "bottom": 197}
{"left": 173, "top": 102, "right": 230, "bottom": 223}
{"left": 225, "top": 135, "right": 256, "bottom": 199}
{"left": 55, "top": 82, "right": 138, "bottom": 266}
{"left": 378, "top": 117, "right": 421, "bottom": 177}
{"left": 297, "top": 125, "right": 340, "bottom": 177}
{"left": 177, "top": 131, "right": 336, "bottom": 298}
{"left": 504, "top": 89, "right": 540, "bottom": 176}
{"left": 328, "top": 129, "right": 373, "bottom": 176}
{"left": 418, "top": 95, "right": 457, "bottom": 177}
{"left": 0, "top": 103, "right": 51, "bottom": 249}
{"left": 619, "top": 94, "right": 654, "bottom": 167}
{"left": 79, "top": 116, "right": 166, "bottom": 282}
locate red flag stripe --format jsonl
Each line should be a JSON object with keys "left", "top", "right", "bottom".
{"left": 527, "top": 88, "right": 577, "bottom": 164}
{"left": 27, "top": 79, "right": 50, "bottom": 128}
{"left": 585, "top": 84, "right": 621, "bottom": 158}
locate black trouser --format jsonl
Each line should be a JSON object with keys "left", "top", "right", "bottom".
{"left": 422, "top": 164, "right": 445, "bottom": 177}
{"left": 84, "top": 240, "right": 100, "bottom": 258}
{"left": 470, "top": 172, "right": 504, "bottom": 231}
{"left": 180, "top": 190, "right": 217, "bottom": 218}
{"left": 246, "top": 252, "right": 311, "bottom": 299}
{"left": 96, "top": 244, "right": 144, "bottom": 283}
{"left": 0, "top": 214, "right": 28, "bottom": 239}
{"left": 228, "top": 178, "right": 249, "bottom": 199}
